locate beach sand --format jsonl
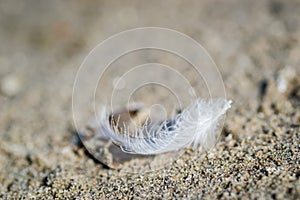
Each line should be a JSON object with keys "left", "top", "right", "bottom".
{"left": 0, "top": 0, "right": 299, "bottom": 199}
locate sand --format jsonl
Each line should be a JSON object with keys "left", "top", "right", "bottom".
{"left": 0, "top": 0, "right": 299, "bottom": 199}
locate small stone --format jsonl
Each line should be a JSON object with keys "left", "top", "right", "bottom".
{"left": 1, "top": 74, "right": 21, "bottom": 97}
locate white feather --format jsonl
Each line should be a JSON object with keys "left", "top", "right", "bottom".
{"left": 97, "top": 98, "right": 232, "bottom": 155}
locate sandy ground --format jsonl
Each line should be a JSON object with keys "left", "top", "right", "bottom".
{"left": 0, "top": 0, "right": 300, "bottom": 199}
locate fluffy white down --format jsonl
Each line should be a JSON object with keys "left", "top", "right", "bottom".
{"left": 97, "top": 98, "right": 232, "bottom": 155}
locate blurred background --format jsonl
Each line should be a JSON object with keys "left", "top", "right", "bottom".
{"left": 1, "top": 0, "right": 299, "bottom": 101}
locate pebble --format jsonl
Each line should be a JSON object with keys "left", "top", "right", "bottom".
{"left": 1, "top": 74, "right": 21, "bottom": 97}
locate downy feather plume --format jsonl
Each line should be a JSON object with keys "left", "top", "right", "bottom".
{"left": 97, "top": 98, "right": 232, "bottom": 155}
